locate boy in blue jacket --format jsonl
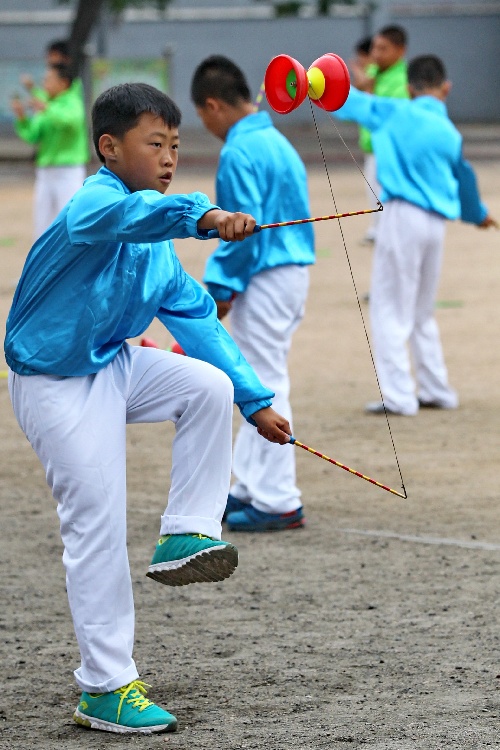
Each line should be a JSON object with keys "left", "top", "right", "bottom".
{"left": 4, "top": 83, "right": 292, "bottom": 735}
{"left": 191, "top": 56, "right": 315, "bottom": 532}
{"left": 333, "top": 55, "right": 496, "bottom": 416}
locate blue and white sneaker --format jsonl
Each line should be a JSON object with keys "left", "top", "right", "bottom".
{"left": 226, "top": 505, "right": 305, "bottom": 532}
{"left": 222, "top": 494, "right": 249, "bottom": 522}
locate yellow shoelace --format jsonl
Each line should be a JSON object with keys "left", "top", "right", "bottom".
{"left": 114, "top": 680, "right": 154, "bottom": 721}
{"left": 158, "top": 533, "right": 210, "bottom": 545}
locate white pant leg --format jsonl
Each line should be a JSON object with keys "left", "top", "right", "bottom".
{"left": 52, "top": 165, "right": 86, "bottom": 212}
{"left": 364, "top": 153, "right": 381, "bottom": 241}
{"left": 122, "top": 345, "right": 234, "bottom": 536}
{"left": 229, "top": 265, "right": 309, "bottom": 514}
{"left": 33, "top": 165, "right": 86, "bottom": 239}
{"left": 410, "top": 215, "right": 458, "bottom": 408}
{"left": 34, "top": 167, "right": 55, "bottom": 239}
{"left": 8, "top": 344, "right": 233, "bottom": 692}
{"left": 370, "top": 201, "right": 430, "bottom": 415}
{"left": 9, "top": 365, "right": 137, "bottom": 693}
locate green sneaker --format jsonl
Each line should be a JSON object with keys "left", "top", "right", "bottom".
{"left": 146, "top": 533, "right": 238, "bottom": 586}
{"left": 73, "top": 680, "right": 177, "bottom": 734}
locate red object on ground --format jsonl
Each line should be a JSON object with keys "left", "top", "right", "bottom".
{"left": 140, "top": 337, "right": 160, "bottom": 348}
{"left": 169, "top": 341, "right": 186, "bottom": 356}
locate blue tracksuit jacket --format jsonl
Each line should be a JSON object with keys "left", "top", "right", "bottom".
{"left": 334, "top": 88, "right": 487, "bottom": 224}
{"left": 204, "top": 111, "right": 315, "bottom": 301}
{"left": 4, "top": 167, "right": 273, "bottom": 421}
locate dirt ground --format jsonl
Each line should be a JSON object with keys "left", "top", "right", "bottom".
{"left": 1, "top": 154, "right": 499, "bottom": 750}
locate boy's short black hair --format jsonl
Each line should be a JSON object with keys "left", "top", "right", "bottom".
{"left": 47, "top": 39, "right": 70, "bottom": 59}
{"left": 92, "top": 82, "right": 182, "bottom": 163}
{"left": 378, "top": 25, "right": 408, "bottom": 48}
{"left": 191, "top": 55, "right": 251, "bottom": 108}
{"left": 355, "top": 36, "right": 372, "bottom": 56}
{"left": 49, "top": 62, "right": 74, "bottom": 86}
{"left": 408, "top": 55, "right": 446, "bottom": 90}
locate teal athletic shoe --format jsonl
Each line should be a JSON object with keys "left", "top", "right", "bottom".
{"left": 147, "top": 533, "right": 238, "bottom": 586}
{"left": 226, "top": 505, "right": 305, "bottom": 532}
{"left": 73, "top": 680, "right": 177, "bottom": 735}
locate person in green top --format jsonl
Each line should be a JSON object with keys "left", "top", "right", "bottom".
{"left": 20, "top": 39, "right": 85, "bottom": 105}
{"left": 350, "top": 26, "right": 409, "bottom": 244}
{"left": 12, "top": 61, "right": 89, "bottom": 239}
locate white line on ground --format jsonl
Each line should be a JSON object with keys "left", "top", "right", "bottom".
{"left": 338, "top": 528, "right": 500, "bottom": 551}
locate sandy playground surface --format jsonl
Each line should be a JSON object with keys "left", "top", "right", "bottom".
{"left": 0, "top": 155, "right": 499, "bottom": 750}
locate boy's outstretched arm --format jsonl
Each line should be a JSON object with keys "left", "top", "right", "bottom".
{"left": 250, "top": 407, "right": 292, "bottom": 445}
{"left": 198, "top": 209, "right": 256, "bottom": 241}
{"left": 332, "top": 86, "right": 398, "bottom": 131}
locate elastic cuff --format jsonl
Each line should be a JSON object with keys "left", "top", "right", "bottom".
{"left": 206, "top": 283, "right": 235, "bottom": 302}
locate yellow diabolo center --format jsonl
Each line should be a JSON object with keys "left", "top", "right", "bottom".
{"left": 307, "top": 67, "right": 326, "bottom": 100}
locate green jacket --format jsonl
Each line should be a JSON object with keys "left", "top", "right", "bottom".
{"left": 15, "top": 83, "right": 89, "bottom": 167}
{"left": 359, "top": 59, "right": 409, "bottom": 154}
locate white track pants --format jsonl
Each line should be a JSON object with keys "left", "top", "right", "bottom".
{"left": 370, "top": 200, "right": 458, "bottom": 415}
{"left": 34, "top": 165, "right": 86, "bottom": 239}
{"left": 364, "top": 153, "right": 382, "bottom": 241}
{"left": 229, "top": 265, "right": 309, "bottom": 514}
{"left": 8, "top": 343, "right": 234, "bottom": 692}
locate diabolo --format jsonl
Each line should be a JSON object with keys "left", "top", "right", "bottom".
{"left": 264, "top": 53, "right": 350, "bottom": 114}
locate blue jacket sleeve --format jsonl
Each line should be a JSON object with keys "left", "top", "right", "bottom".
{"left": 332, "top": 86, "right": 399, "bottom": 131}
{"left": 453, "top": 156, "right": 488, "bottom": 225}
{"left": 203, "top": 146, "right": 260, "bottom": 296}
{"left": 156, "top": 264, "right": 274, "bottom": 423}
{"left": 67, "top": 185, "right": 218, "bottom": 244}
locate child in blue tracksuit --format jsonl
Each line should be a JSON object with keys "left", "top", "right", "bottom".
{"left": 4, "top": 83, "right": 293, "bottom": 735}
{"left": 333, "top": 54, "right": 496, "bottom": 416}
{"left": 191, "top": 55, "right": 315, "bottom": 532}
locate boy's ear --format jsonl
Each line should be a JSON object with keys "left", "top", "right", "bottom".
{"left": 203, "top": 97, "right": 223, "bottom": 113}
{"left": 98, "top": 133, "right": 119, "bottom": 161}
{"left": 442, "top": 80, "right": 452, "bottom": 97}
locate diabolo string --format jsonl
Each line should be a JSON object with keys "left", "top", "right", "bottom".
{"left": 306, "top": 95, "right": 407, "bottom": 499}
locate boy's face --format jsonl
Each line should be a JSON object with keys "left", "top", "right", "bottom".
{"left": 43, "top": 68, "right": 68, "bottom": 99}
{"left": 47, "top": 50, "right": 70, "bottom": 66}
{"left": 100, "top": 112, "right": 179, "bottom": 193}
{"left": 371, "top": 35, "right": 405, "bottom": 71}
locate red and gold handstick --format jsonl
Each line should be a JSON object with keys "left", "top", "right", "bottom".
{"left": 255, "top": 205, "right": 382, "bottom": 232}
{"left": 289, "top": 436, "right": 407, "bottom": 499}
{"left": 206, "top": 205, "right": 382, "bottom": 239}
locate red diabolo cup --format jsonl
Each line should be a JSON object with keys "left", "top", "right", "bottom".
{"left": 308, "top": 53, "right": 350, "bottom": 111}
{"left": 264, "top": 54, "right": 308, "bottom": 114}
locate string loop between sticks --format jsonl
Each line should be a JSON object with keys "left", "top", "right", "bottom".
{"left": 307, "top": 96, "right": 407, "bottom": 498}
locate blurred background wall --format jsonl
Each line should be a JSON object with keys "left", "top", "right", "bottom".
{"left": 0, "top": 0, "right": 499, "bottom": 133}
